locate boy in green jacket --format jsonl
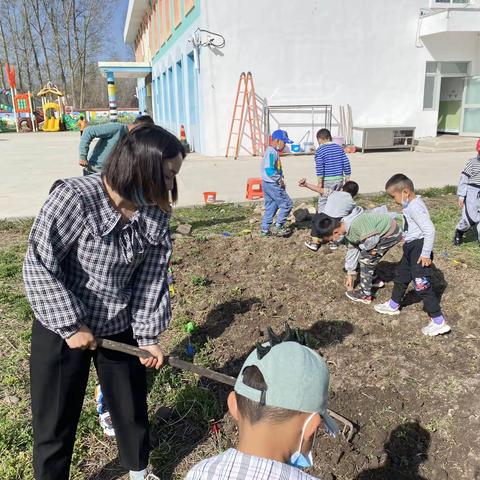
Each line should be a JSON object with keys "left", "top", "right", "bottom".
{"left": 79, "top": 115, "right": 153, "bottom": 174}
{"left": 312, "top": 210, "right": 403, "bottom": 304}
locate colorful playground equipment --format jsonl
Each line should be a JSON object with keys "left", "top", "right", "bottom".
{"left": 4, "top": 64, "right": 38, "bottom": 132}
{"left": 37, "top": 82, "right": 65, "bottom": 132}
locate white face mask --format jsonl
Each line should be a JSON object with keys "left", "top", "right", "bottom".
{"left": 401, "top": 193, "right": 409, "bottom": 208}
{"left": 287, "top": 412, "right": 317, "bottom": 469}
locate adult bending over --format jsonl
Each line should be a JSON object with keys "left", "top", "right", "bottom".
{"left": 24, "top": 125, "right": 185, "bottom": 480}
{"left": 78, "top": 115, "right": 154, "bottom": 174}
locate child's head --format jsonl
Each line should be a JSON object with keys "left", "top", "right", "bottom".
{"left": 312, "top": 213, "right": 345, "bottom": 242}
{"left": 271, "top": 129, "right": 293, "bottom": 151}
{"left": 385, "top": 173, "right": 415, "bottom": 206}
{"left": 316, "top": 128, "right": 332, "bottom": 144}
{"left": 229, "top": 336, "right": 338, "bottom": 467}
{"left": 79, "top": 115, "right": 84, "bottom": 120}
{"left": 342, "top": 180, "right": 359, "bottom": 198}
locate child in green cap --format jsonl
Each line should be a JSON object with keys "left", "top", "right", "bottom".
{"left": 186, "top": 336, "right": 338, "bottom": 480}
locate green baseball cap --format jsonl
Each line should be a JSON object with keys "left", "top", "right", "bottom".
{"left": 234, "top": 341, "right": 339, "bottom": 436}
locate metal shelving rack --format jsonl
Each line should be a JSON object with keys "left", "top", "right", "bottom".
{"left": 263, "top": 104, "right": 333, "bottom": 146}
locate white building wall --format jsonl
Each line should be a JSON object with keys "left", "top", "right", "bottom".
{"left": 195, "top": 0, "right": 478, "bottom": 156}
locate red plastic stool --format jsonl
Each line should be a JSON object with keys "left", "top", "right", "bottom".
{"left": 246, "top": 178, "right": 263, "bottom": 200}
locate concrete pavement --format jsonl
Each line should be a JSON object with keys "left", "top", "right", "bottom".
{"left": 0, "top": 131, "right": 471, "bottom": 218}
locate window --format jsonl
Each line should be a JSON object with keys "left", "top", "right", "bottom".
{"left": 440, "top": 62, "right": 469, "bottom": 75}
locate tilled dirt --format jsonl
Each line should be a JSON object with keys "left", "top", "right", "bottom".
{"left": 166, "top": 230, "right": 480, "bottom": 480}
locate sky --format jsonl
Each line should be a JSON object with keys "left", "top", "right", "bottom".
{"left": 102, "top": 0, "right": 133, "bottom": 61}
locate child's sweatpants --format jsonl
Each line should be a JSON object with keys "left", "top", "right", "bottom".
{"left": 317, "top": 179, "right": 343, "bottom": 212}
{"left": 391, "top": 239, "right": 442, "bottom": 317}
{"left": 456, "top": 185, "right": 480, "bottom": 240}
{"left": 261, "top": 181, "right": 293, "bottom": 232}
{"left": 30, "top": 320, "right": 150, "bottom": 480}
{"left": 359, "top": 227, "right": 403, "bottom": 295}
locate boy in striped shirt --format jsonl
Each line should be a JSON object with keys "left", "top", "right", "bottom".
{"left": 315, "top": 129, "right": 351, "bottom": 212}
{"left": 301, "top": 129, "right": 351, "bottom": 250}
{"left": 453, "top": 139, "right": 480, "bottom": 245}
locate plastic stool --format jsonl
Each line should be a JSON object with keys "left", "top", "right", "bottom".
{"left": 246, "top": 178, "right": 263, "bottom": 200}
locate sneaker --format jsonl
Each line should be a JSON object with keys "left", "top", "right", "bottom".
{"left": 374, "top": 301, "right": 400, "bottom": 315}
{"left": 329, "top": 242, "right": 339, "bottom": 251}
{"left": 99, "top": 411, "right": 115, "bottom": 437}
{"left": 345, "top": 290, "right": 373, "bottom": 304}
{"left": 372, "top": 278, "right": 385, "bottom": 289}
{"left": 305, "top": 240, "right": 320, "bottom": 251}
{"left": 260, "top": 230, "right": 271, "bottom": 237}
{"left": 272, "top": 225, "right": 291, "bottom": 237}
{"left": 421, "top": 320, "right": 451, "bottom": 336}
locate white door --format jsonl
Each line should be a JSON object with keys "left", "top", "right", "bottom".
{"left": 460, "top": 76, "right": 480, "bottom": 137}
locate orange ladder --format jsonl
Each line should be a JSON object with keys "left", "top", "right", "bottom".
{"left": 225, "top": 72, "right": 265, "bottom": 159}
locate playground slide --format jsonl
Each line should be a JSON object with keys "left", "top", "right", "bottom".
{"left": 43, "top": 117, "right": 60, "bottom": 132}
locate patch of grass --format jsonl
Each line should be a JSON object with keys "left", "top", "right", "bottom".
{"left": 171, "top": 203, "right": 253, "bottom": 235}
{"left": 191, "top": 274, "right": 208, "bottom": 287}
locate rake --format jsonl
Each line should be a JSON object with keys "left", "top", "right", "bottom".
{"left": 97, "top": 339, "right": 355, "bottom": 441}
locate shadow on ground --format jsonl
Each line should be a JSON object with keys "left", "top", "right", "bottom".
{"left": 355, "top": 421, "right": 430, "bottom": 480}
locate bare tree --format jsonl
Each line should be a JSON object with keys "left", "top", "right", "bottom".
{"left": 0, "top": 15, "right": 10, "bottom": 88}
{"left": 41, "top": 0, "right": 67, "bottom": 92}
{"left": 29, "top": 0, "right": 53, "bottom": 82}
{"left": 22, "top": 0, "right": 43, "bottom": 87}
{"left": 5, "top": 1, "right": 25, "bottom": 91}
{"left": 0, "top": 0, "right": 133, "bottom": 108}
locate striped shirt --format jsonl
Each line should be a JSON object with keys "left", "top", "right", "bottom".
{"left": 314, "top": 143, "right": 351, "bottom": 180}
{"left": 186, "top": 449, "right": 319, "bottom": 480}
{"left": 462, "top": 156, "right": 480, "bottom": 186}
{"left": 23, "top": 174, "right": 172, "bottom": 345}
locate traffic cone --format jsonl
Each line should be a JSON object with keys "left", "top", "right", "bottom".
{"left": 180, "top": 124, "right": 191, "bottom": 153}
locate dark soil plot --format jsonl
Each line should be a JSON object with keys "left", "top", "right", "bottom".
{"left": 166, "top": 231, "right": 480, "bottom": 480}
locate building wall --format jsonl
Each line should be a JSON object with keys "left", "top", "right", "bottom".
{"left": 197, "top": 0, "right": 435, "bottom": 155}
{"left": 129, "top": 0, "right": 480, "bottom": 155}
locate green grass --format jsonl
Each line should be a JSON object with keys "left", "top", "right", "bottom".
{"left": 171, "top": 203, "right": 254, "bottom": 235}
{"left": 0, "top": 187, "right": 478, "bottom": 478}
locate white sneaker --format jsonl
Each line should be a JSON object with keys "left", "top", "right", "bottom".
{"left": 99, "top": 412, "right": 115, "bottom": 437}
{"left": 374, "top": 301, "right": 400, "bottom": 316}
{"left": 422, "top": 320, "right": 451, "bottom": 337}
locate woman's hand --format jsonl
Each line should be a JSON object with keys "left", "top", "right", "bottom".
{"left": 298, "top": 178, "right": 307, "bottom": 187}
{"left": 139, "top": 344, "right": 165, "bottom": 370}
{"left": 458, "top": 197, "right": 465, "bottom": 208}
{"left": 79, "top": 159, "right": 88, "bottom": 167}
{"left": 65, "top": 325, "right": 97, "bottom": 350}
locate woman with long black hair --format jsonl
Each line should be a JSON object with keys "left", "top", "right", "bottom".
{"left": 24, "top": 125, "right": 186, "bottom": 480}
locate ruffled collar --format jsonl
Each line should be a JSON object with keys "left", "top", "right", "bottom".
{"left": 51, "top": 174, "right": 170, "bottom": 262}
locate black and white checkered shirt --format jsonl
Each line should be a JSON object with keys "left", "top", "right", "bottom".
{"left": 23, "top": 174, "right": 172, "bottom": 345}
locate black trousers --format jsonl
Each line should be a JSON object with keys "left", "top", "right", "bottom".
{"left": 30, "top": 320, "right": 149, "bottom": 480}
{"left": 391, "top": 239, "right": 442, "bottom": 318}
